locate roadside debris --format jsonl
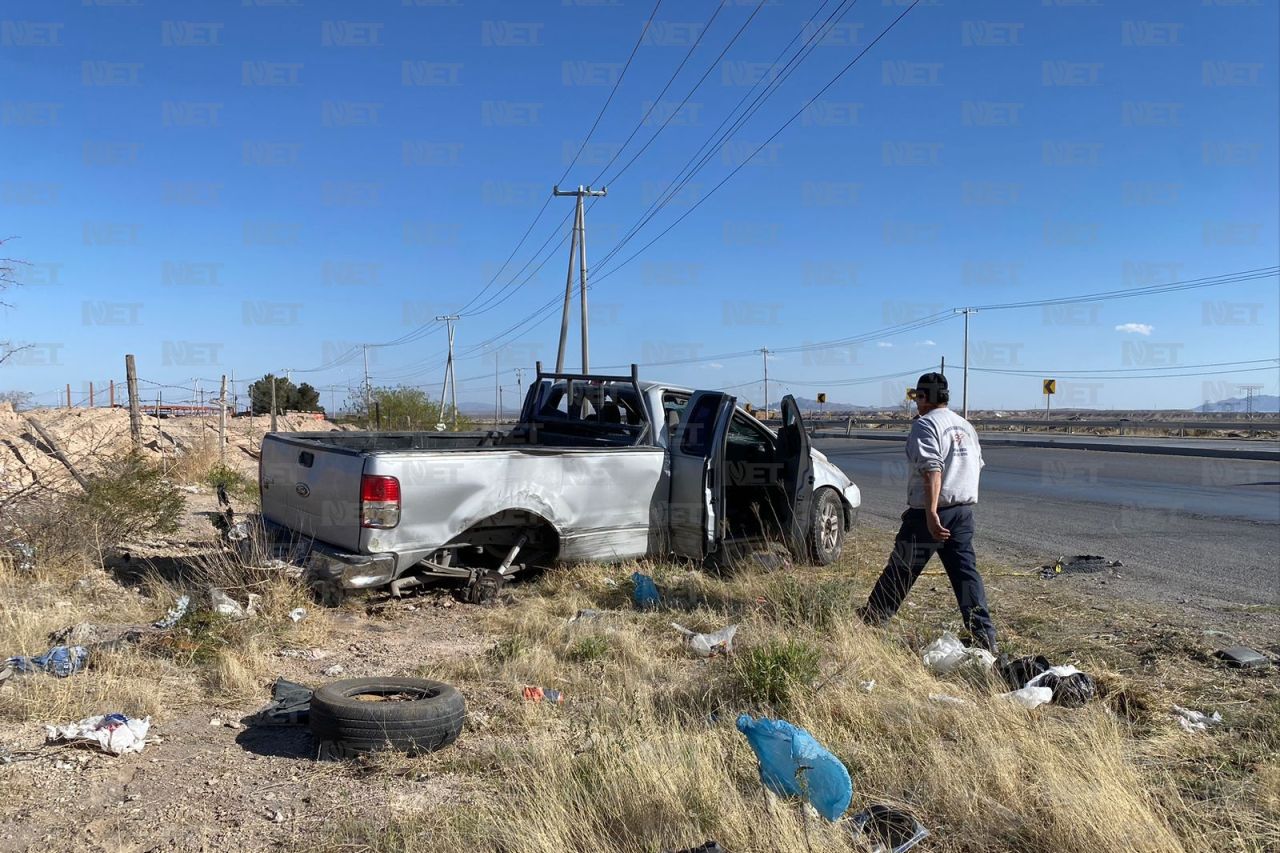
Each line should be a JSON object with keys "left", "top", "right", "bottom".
{"left": 999, "top": 656, "right": 1097, "bottom": 708}
{"left": 921, "top": 631, "right": 995, "bottom": 676}
{"left": 5, "top": 644, "right": 89, "bottom": 678}
{"left": 310, "top": 676, "right": 465, "bottom": 758}
{"left": 322, "top": 664, "right": 345, "bottom": 677}
{"left": 210, "top": 588, "right": 247, "bottom": 619}
{"left": 632, "top": 572, "right": 660, "bottom": 610}
{"left": 522, "top": 685, "right": 565, "bottom": 705}
{"left": 928, "top": 693, "right": 972, "bottom": 708}
{"left": 568, "top": 608, "right": 604, "bottom": 624}
{"left": 1173, "top": 705, "right": 1222, "bottom": 733}
{"left": 45, "top": 713, "right": 151, "bottom": 755}
{"left": 1039, "top": 555, "right": 1122, "bottom": 580}
{"left": 850, "top": 805, "right": 930, "bottom": 853}
{"left": 859, "top": 679, "right": 876, "bottom": 693}
{"left": 736, "top": 714, "right": 852, "bottom": 822}
{"left": 243, "top": 678, "right": 313, "bottom": 727}
{"left": 152, "top": 594, "right": 190, "bottom": 629}
{"left": 1214, "top": 646, "right": 1271, "bottom": 670}
{"left": 671, "top": 623, "right": 737, "bottom": 658}
{"left": 1000, "top": 685, "right": 1054, "bottom": 710}
{"left": 288, "top": 607, "right": 307, "bottom": 623}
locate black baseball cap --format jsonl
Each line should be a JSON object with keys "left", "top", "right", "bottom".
{"left": 910, "top": 372, "right": 949, "bottom": 404}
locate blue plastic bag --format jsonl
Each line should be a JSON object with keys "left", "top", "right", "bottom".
{"left": 736, "top": 714, "right": 852, "bottom": 821}
{"left": 632, "top": 572, "right": 660, "bottom": 610}
{"left": 6, "top": 645, "right": 89, "bottom": 678}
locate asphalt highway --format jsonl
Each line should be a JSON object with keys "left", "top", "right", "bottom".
{"left": 815, "top": 438, "right": 1280, "bottom": 608}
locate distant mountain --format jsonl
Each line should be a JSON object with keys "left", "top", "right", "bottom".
{"left": 1197, "top": 395, "right": 1279, "bottom": 413}
{"left": 789, "top": 396, "right": 883, "bottom": 412}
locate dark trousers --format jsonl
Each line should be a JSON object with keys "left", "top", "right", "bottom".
{"left": 865, "top": 505, "right": 996, "bottom": 650}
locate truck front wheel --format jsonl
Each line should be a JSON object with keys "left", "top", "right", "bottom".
{"left": 808, "top": 488, "right": 845, "bottom": 565}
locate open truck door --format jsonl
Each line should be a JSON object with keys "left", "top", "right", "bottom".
{"left": 777, "top": 395, "right": 815, "bottom": 556}
{"left": 668, "top": 391, "right": 736, "bottom": 559}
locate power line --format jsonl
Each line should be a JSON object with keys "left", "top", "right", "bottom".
{"left": 969, "top": 266, "right": 1280, "bottom": 311}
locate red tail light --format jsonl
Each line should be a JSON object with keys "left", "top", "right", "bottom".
{"left": 360, "top": 474, "right": 400, "bottom": 529}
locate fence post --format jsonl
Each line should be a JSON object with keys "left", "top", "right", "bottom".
{"left": 125, "top": 354, "right": 142, "bottom": 451}
{"left": 218, "top": 374, "right": 228, "bottom": 463}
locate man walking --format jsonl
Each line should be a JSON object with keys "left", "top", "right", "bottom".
{"left": 860, "top": 372, "right": 997, "bottom": 651}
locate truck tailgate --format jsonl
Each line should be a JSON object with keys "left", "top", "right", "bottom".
{"left": 260, "top": 435, "right": 365, "bottom": 551}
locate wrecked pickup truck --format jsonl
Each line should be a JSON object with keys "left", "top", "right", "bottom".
{"left": 259, "top": 366, "right": 860, "bottom": 601}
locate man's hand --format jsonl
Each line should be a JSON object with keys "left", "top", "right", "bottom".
{"left": 926, "top": 510, "right": 950, "bottom": 541}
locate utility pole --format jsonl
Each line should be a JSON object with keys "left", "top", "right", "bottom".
{"left": 218, "top": 374, "right": 228, "bottom": 463}
{"left": 269, "top": 376, "right": 278, "bottom": 433}
{"left": 955, "top": 308, "right": 976, "bottom": 419}
{"left": 436, "top": 315, "right": 459, "bottom": 430}
{"left": 553, "top": 184, "right": 607, "bottom": 372}
{"left": 493, "top": 351, "right": 500, "bottom": 425}
{"left": 515, "top": 367, "right": 525, "bottom": 406}
{"left": 760, "top": 347, "right": 772, "bottom": 419}
{"left": 362, "top": 345, "right": 372, "bottom": 426}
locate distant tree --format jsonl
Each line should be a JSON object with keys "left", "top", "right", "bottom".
{"left": 0, "top": 390, "right": 33, "bottom": 410}
{"left": 248, "top": 374, "right": 294, "bottom": 415}
{"left": 294, "top": 382, "right": 322, "bottom": 412}
{"left": 348, "top": 385, "right": 474, "bottom": 431}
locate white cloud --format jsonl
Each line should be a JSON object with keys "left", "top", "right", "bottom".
{"left": 876, "top": 341, "right": 893, "bottom": 348}
{"left": 914, "top": 339, "right": 937, "bottom": 347}
{"left": 1114, "top": 322, "right": 1153, "bottom": 336}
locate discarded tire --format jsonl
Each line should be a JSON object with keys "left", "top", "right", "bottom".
{"left": 309, "top": 677, "right": 465, "bottom": 759}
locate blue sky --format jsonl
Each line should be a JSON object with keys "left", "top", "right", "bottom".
{"left": 2, "top": 0, "right": 1277, "bottom": 412}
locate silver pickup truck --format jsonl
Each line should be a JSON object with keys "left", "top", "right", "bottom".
{"left": 259, "top": 366, "right": 860, "bottom": 601}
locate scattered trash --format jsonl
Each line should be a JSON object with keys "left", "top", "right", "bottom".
{"left": 45, "top": 713, "right": 151, "bottom": 755}
{"left": 1039, "top": 555, "right": 1122, "bottom": 580}
{"left": 850, "top": 805, "right": 930, "bottom": 853}
{"left": 288, "top": 607, "right": 307, "bottom": 623}
{"left": 245, "top": 593, "right": 262, "bottom": 615}
{"left": 1214, "top": 646, "right": 1271, "bottom": 670}
{"left": 1000, "top": 685, "right": 1054, "bottom": 710}
{"left": 322, "top": 664, "right": 345, "bottom": 678}
{"left": 568, "top": 608, "right": 603, "bottom": 623}
{"left": 632, "top": 572, "right": 660, "bottom": 610}
{"left": 921, "top": 631, "right": 995, "bottom": 676}
{"left": 5, "top": 541, "right": 35, "bottom": 572}
{"left": 998, "top": 654, "right": 1051, "bottom": 691}
{"left": 671, "top": 623, "right": 738, "bottom": 658}
{"left": 522, "top": 686, "right": 565, "bottom": 704}
{"left": 928, "top": 693, "right": 972, "bottom": 708}
{"left": 1027, "top": 667, "right": 1097, "bottom": 709}
{"left": 278, "top": 647, "right": 328, "bottom": 661}
{"left": 210, "top": 588, "right": 246, "bottom": 619}
{"left": 152, "top": 594, "right": 190, "bottom": 629}
{"left": 665, "top": 842, "right": 726, "bottom": 853}
{"left": 242, "top": 678, "right": 313, "bottom": 727}
{"left": 859, "top": 679, "right": 877, "bottom": 693}
{"left": 736, "top": 714, "right": 852, "bottom": 822}
{"left": 1173, "top": 705, "right": 1222, "bottom": 733}
{"left": 5, "top": 645, "right": 89, "bottom": 679}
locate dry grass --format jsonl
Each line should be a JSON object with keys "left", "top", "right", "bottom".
{"left": 321, "top": 534, "right": 1279, "bottom": 853}
{"left": 0, "top": 530, "right": 330, "bottom": 723}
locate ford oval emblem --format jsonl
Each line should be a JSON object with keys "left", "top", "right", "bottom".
{"left": 295, "top": 483, "right": 310, "bottom": 498}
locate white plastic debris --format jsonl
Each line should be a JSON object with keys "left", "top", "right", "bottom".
{"left": 671, "top": 623, "right": 738, "bottom": 658}
{"left": 1173, "top": 705, "right": 1222, "bottom": 733}
{"left": 858, "top": 679, "right": 876, "bottom": 693}
{"left": 568, "top": 609, "right": 603, "bottom": 624}
{"left": 245, "top": 593, "right": 261, "bottom": 615}
{"left": 210, "top": 588, "right": 246, "bottom": 619}
{"left": 288, "top": 607, "right": 307, "bottom": 623}
{"left": 152, "top": 595, "right": 190, "bottom": 629}
{"left": 921, "top": 631, "right": 996, "bottom": 675}
{"left": 45, "top": 713, "right": 151, "bottom": 755}
{"left": 1025, "top": 665, "right": 1082, "bottom": 688}
{"left": 928, "top": 693, "right": 972, "bottom": 708}
{"left": 322, "top": 664, "right": 345, "bottom": 677}
{"left": 1001, "top": 685, "right": 1055, "bottom": 710}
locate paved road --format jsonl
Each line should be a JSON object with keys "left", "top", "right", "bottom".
{"left": 815, "top": 438, "right": 1280, "bottom": 608}
{"left": 822, "top": 430, "right": 1280, "bottom": 461}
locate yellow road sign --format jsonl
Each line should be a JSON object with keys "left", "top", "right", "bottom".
{"left": 816, "top": 393, "right": 827, "bottom": 404}
{"left": 1043, "top": 379, "right": 1056, "bottom": 395}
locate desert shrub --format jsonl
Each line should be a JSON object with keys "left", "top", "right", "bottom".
{"left": 486, "top": 635, "right": 528, "bottom": 664}
{"left": 73, "top": 452, "right": 186, "bottom": 548}
{"left": 204, "top": 463, "right": 258, "bottom": 504}
{"left": 764, "top": 574, "right": 861, "bottom": 631}
{"left": 564, "top": 634, "right": 610, "bottom": 663}
{"left": 732, "top": 637, "right": 821, "bottom": 710}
